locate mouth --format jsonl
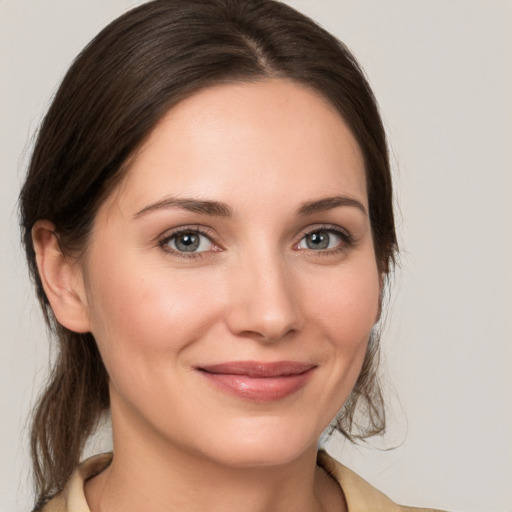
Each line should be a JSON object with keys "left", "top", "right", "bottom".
{"left": 196, "top": 361, "right": 316, "bottom": 402}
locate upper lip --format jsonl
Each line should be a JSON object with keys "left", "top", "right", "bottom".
{"left": 197, "top": 361, "right": 316, "bottom": 378}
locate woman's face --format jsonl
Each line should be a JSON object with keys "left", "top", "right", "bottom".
{"left": 79, "top": 79, "right": 381, "bottom": 467}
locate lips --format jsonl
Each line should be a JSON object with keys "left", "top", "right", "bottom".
{"left": 196, "top": 361, "right": 316, "bottom": 401}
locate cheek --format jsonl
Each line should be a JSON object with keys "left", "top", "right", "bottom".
{"left": 308, "top": 261, "right": 381, "bottom": 350}
{"left": 285, "top": 258, "right": 381, "bottom": 427}
{"left": 83, "top": 250, "right": 223, "bottom": 372}
{"left": 306, "top": 258, "right": 380, "bottom": 389}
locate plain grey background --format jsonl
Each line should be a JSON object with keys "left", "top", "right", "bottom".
{"left": 1, "top": 1, "right": 511, "bottom": 511}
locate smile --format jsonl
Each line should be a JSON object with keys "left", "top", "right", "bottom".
{"left": 196, "top": 361, "right": 316, "bottom": 402}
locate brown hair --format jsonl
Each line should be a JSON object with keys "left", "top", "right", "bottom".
{"left": 19, "top": 0, "right": 397, "bottom": 506}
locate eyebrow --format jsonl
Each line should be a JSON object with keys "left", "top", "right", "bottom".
{"left": 134, "top": 194, "right": 367, "bottom": 219}
{"left": 134, "top": 197, "right": 233, "bottom": 218}
{"left": 297, "top": 195, "right": 367, "bottom": 216}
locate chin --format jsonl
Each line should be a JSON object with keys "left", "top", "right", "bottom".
{"left": 193, "top": 416, "right": 323, "bottom": 468}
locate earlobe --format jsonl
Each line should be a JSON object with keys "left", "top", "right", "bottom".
{"left": 32, "top": 220, "right": 91, "bottom": 333}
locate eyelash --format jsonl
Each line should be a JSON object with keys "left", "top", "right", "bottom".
{"left": 158, "top": 224, "right": 356, "bottom": 259}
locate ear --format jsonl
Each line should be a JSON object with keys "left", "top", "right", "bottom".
{"left": 32, "top": 220, "right": 91, "bottom": 333}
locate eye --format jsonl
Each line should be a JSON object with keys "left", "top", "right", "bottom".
{"left": 296, "top": 228, "right": 349, "bottom": 251}
{"left": 164, "top": 230, "right": 214, "bottom": 253}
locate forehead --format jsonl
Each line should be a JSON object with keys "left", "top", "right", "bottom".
{"left": 105, "top": 79, "right": 367, "bottom": 216}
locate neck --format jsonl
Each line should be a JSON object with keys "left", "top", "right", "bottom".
{"left": 85, "top": 404, "right": 345, "bottom": 512}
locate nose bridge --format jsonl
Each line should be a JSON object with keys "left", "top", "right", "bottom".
{"left": 226, "top": 242, "right": 302, "bottom": 342}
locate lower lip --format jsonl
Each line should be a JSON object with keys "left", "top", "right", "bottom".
{"left": 199, "top": 368, "right": 315, "bottom": 402}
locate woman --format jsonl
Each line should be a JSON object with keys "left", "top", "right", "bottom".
{"left": 19, "top": 1, "right": 444, "bottom": 511}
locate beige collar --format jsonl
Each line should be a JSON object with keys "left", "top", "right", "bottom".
{"left": 318, "top": 450, "right": 400, "bottom": 511}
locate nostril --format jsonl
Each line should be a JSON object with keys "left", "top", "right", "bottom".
{"left": 235, "top": 322, "right": 301, "bottom": 344}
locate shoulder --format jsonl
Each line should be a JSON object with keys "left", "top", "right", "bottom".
{"left": 38, "top": 453, "right": 112, "bottom": 512}
{"left": 317, "top": 450, "right": 447, "bottom": 512}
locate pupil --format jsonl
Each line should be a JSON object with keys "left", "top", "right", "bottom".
{"left": 176, "top": 233, "right": 199, "bottom": 252}
{"left": 307, "top": 231, "right": 329, "bottom": 250}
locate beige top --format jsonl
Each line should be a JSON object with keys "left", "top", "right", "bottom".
{"left": 39, "top": 451, "right": 446, "bottom": 512}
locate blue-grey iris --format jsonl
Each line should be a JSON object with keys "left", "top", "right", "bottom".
{"left": 175, "top": 233, "right": 200, "bottom": 252}
{"left": 306, "top": 231, "right": 329, "bottom": 250}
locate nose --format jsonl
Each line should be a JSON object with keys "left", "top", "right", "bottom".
{"left": 224, "top": 252, "right": 304, "bottom": 343}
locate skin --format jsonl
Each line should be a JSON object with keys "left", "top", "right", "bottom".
{"left": 34, "top": 79, "right": 381, "bottom": 512}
